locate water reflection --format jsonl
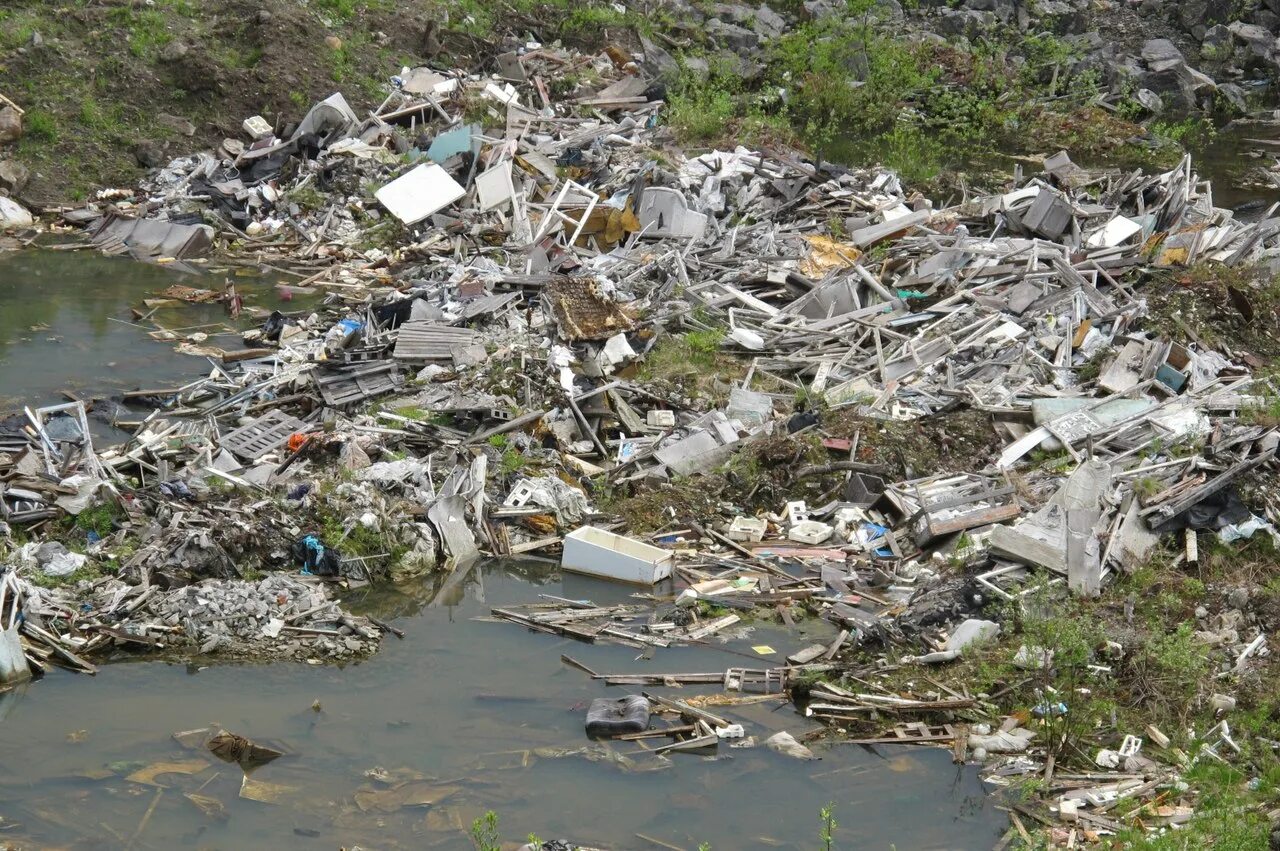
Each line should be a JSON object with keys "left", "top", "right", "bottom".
{"left": 0, "top": 250, "right": 297, "bottom": 418}
{"left": 0, "top": 562, "right": 1006, "bottom": 849}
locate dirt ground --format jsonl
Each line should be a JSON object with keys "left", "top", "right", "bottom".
{"left": 0, "top": 1, "right": 465, "bottom": 202}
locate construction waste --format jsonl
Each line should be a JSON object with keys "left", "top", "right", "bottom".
{"left": 2, "top": 41, "right": 1280, "bottom": 847}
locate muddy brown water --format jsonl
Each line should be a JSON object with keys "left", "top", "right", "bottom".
{"left": 0, "top": 562, "right": 1004, "bottom": 849}
{"left": 0, "top": 248, "right": 312, "bottom": 439}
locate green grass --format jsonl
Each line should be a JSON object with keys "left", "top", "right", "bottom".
{"left": 1151, "top": 115, "right": 1217, "bottom": 148}
{"left": 1110, "top": 762, "right": 1270, "bottom": 848}
{"left": 313, "top": 0, "right": 395, "bottom": 20}
{"left": 488, "top": 434, "right": 526, "bottom": 475}
{"left": 0, "top": 10, "right": 44, "bottom": 50}
{"left": 74, "top": 502, "right": 121, "bottom": 538}
{"left": 22, "top": 109, "right": 57, "bottom": 142}
{"left": 560, "top": 5, "right": 630, "bottom": 36}
{"left": 499, "top": 447, "right": 526, "bottom": 475}
{"left": 106, "top": 7, "right": 173, "bottom": 59}
{"left": 393, "top": 405, "right": 428, "bottom": 421}
{"left": 657, "top": 11, "right": 1171, "bottom": 177}
{"left": 665, "top": 77, "right": 738, "bottom": 144}
{"left": 286, "top": 183, "right": 327, "bottom": 213}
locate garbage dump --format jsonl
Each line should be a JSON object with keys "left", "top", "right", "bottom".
{"left": 3, "top": 38, "right": 1280, "bottom": 848}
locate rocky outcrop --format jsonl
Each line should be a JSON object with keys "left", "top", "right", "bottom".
{"left": 1139, "top": 37, "right": 1218, "bottom": 111}
{"left": 683, "top": 0, "right": 1271, "bottom": 115}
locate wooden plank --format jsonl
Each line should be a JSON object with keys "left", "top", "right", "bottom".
{"left": 560, "top": 654, "right": 597, "bottom": 676}
{"left": 617, "top": 725, "right": 697, "bottom": 741}
{"left": 643, "top": 692, "right": 731, "bottom": 729}
{"left": 653, "top": 733, "right": 719, "bottom": 754}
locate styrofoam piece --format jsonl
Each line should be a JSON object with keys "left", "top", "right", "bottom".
{"left": 728, "top": 516, "right": 767, "bottom": 543}
{"left": 729, "top": 327, "right": 765, "bottom": 350}
{"left": 647, "top": 410, "right": 676, "bottom": 428}
{"left": 504, "top": 480, "right": 535, "bottom": 507}
{"left": 242, "top": 115, "right": 273, "bottom": 140}
{"left": 788, "top": 520, "right": 833, "bottom": 545}
{"left": 785, "top": 500, "right": 808, "bottom": 524}
{"left": 1084, "top": 789, "right": 1119, "bottom": 807}
{"left": 562, "top": 526, "right": 674, "bottom": 585}
{"left": 727, "top": 387, "right": 772, "bottom": 427}
{"left": 0, "top": 624, "right": 30, "bottom": 685}
{"left": 483, "top": 82, "right": 518, "bottom": 104}
{"left": 600, "top": 333, "right": 636, "bottom": 367}
{"left": 375, "top": 163, "right": 465, "bottom": 225}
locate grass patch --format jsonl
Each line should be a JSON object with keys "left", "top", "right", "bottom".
{"left": 22, "top": 561, "right": 114, "bottom": 589}
{"left": 642, "top": 329, "right": 725, "bottom": 376}
{"left": 22, "top": 109, "right": 57, "bottom": 142}
{"left": 488, "top": 434, "right": 526, "bottom": 475}
{"left": 664, "top": 58, "right": 794, "bottom": 149}
{"left": 596, "top": 474, "right": 726, "bottom": 532}
{"left": 1144, "top": 263, "right": 1280, "bottom": 365}
{"left": 639, "top": 328, "right": 743, "bottom": 401}
{"left": 393, "top": 405, "right": 428, "bottom": 421}
{"left": 106, "top": 7, "right": 173, "bottom": 59}
{"left": 313, "top": 0, "right": 394, "bottom": 20}
{"left": 75, "top": 502, "right": 122, "bottom": 538}
{"left": 286, "top": 182, "right": 328, "bottom": 212}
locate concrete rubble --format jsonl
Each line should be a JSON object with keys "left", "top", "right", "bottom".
{"left": 2, "top": 36, "right": 1280, "bottom": 849}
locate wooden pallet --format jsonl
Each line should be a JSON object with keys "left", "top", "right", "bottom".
{"left": 219, "top": 410, "right": 306, "bottom": 461}
{"left": 315, "top": 363, "right": 404, "bottom": 408}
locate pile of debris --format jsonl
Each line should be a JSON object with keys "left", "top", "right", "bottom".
{"left": 2, "top": 566, "right": 380, "bottom": 680}
{"left": 2, "top": 37, "right": 1280, "bottom": 847}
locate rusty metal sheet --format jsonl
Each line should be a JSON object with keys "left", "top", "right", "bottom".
{"left": 544, "top": 277, "right": 636, "bottom": 341}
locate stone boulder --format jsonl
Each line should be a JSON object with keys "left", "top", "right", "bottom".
{"left": 0, "top": 196, "right": 33, "bottom": 229}
{"left": 638, "top": 35, "right": 681, "bottom": 87}
{"left": 1139, "top": 38, "right": 1217, "bottom": 111}
{"left": 752, "top": 3, "right": 789, "bottom": 36}
{"left": 0, "top": 160, "right": 29, "bottom": 194}
{"left": 1177, "top": 0, "right": 1237, "bottom": 39}
{"left": 0, "top": 106, "right": 21, "bottom": 146}
{"left": 1142, "top": 38, "right": 1185, "bottom": 72}
{"left": 133, "top": 140, "right": 167, "bottom": 168}
{"left": 1034, "top": 0, "right": 1088, "bottom": 34}
{"left": 1202, "top": 24, "right": 1233, "bottom": 59}
{"left": 936, "top": 8, "right": 996, "bottom": 38}
{"left": 805, "top": 0, "right": 900, "bottom": 20}
{"left": 1217, "top": 81, "right": 1248, "bottom": 113}
{"left": 706, "top": 18, "right": 760, "bottom": 53}
{"left": 1228, "top": 21, "right": 1280, "bottom": 70}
